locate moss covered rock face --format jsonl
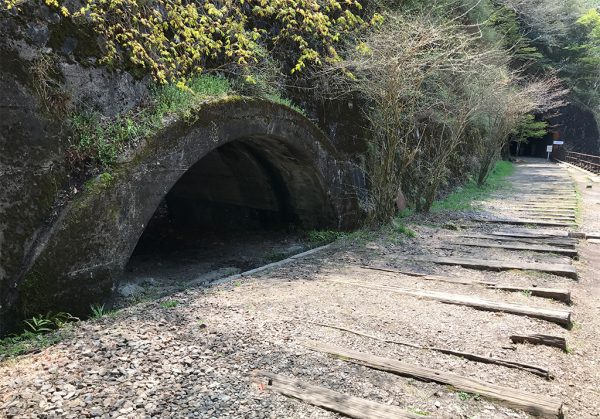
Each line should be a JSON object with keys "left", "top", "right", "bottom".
{"left": 0, "top": 4, "right": 154, "bottom": 335}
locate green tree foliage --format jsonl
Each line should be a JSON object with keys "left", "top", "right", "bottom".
{"left": 570, "top": 8, "right": 600, "bottom": 105}
{"left": 494, "top": 0, "right": 600, "bottom": 108}
{"left": 513, "top": 114, "right": 548, "bottom": 142}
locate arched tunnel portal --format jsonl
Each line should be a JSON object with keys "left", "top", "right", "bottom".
{"left": 124, "top": 134, "right": 335, "bottom": 288}
{"left": 1, "top": 99, "right": 363, "bottom": 333}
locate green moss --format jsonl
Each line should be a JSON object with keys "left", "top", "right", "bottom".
{"left": 0, "top": 330, "right": 64, "bottom": 360}
{"left": 305, "top": 230, "right": 345, "bottom": 245}
{"left": 84, "top": 171, "right": 116, "bottom": 194}
{"left": 431, "top": 161, "right": 514, "bottom": 212}
{"left": 160, "top": 299, "right": 179, "bottom": 309}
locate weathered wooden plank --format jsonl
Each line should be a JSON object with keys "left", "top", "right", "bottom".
{"left": 360, "top": 265, "right": 429, "bottom": 278}
{"left": 447, "top": 241, "right": 578, "bottom": 257}
{"left": 510, "top": 217, "right": 575, "bottom": 222}
{"left": 397, "top": 255, "right": 578, "bottom": 280}
{"left": 510, "top": 189, "right": 574, "bottom": 193}
{"left": 254, "top": 371, "right": 422, "bottom": 418}
{"left": 510, "top": 334, "right": 567, "bottom": 351}
{"left": 360, "top": 265, "right": 485, "bottom": 285}
{"left": 510, "top": 208, "right": 576, "bottom": 214}
{"left": 360, "top": 265, "right": 571, "bottom": 303}
{"left": 510, "top": 202, "right": 575, "bottom": 207}
{"left": 458, "top": 234, "right": 577, "bottom": 248}
{"left": 328, "top": 279, "right": 573, "bottom": 326}
{"left": 488, "top": 285, "right": 571, "bottom": 304}
{"left": 502, "top": 199, "right": 577, "bottom": 204}
{"left": 491, "top": 230, "right": 570, "bottom": 239}
{"left": 496, "top": 199, "right": 576, "bottom": 204}
{"left": 253, "top": 371, "right": 423, "bottom": 419}
{"left": 474, "top": 218, "right": 574, "bottom": 227}
{"left": 303, "top": 341, "right": 564, "bottom": 418}
{"left": 311, "top": 322, "right": 551, "bottom": 378}
{"left": 491, "top": 194, "right": 576, "bottom": 200}
{"left": 509, "top": 214, "right": 575, "bottom": 219}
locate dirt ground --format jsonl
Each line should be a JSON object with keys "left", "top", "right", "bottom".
{"left": 1, "top": 159, "right": 599, "bottom": 418}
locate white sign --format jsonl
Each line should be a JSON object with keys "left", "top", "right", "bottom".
{"left": 546, "top": 145, "right": 553, "bottom": 152}
{"left": 553, "top": 140, "right": 564, "bottom": 145}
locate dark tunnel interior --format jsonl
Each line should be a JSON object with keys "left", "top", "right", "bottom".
{"left": 121, "top": 136, "right": 333, "bottom": 298}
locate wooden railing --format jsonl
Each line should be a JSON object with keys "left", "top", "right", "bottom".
{"left": 561, "top": 151, "right": 600, "bottom": 175}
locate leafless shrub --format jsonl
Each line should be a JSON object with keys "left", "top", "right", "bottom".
{"left": 474, "top": 73, "right": 568, "bottom": 184}
{"left": 318, "top": 9, "right": 568, "bottom": 221}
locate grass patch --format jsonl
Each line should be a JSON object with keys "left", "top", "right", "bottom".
{"left": 160, "top": 299, "right": 180, "bottom": 309}
{"left": 457, "top": 391, "right": 480, "bottom": 402}
{"left": 431, "top": 160, "right": 514, "bottom": 212}
{"left": 153, "top": 74, "right": 231, "bottom": 117}
{"left": 339, "top": 229, "right": 377, "bottom": 245}
{"left": 407, "top": 407, "right": 430, "bottom": 416}
{"left": 263, "top": 93, "right": 306, "bottom": 116}
{"left": 390, "top": 220, "right": 416, "bottom": 238}
{"left": 90, "top": 304, "right": 118, "bottom": 319}
{"left": 305, "top": 228, "right": 378, "bottom": 247}
{"left": 0, "top": 331, "right": 64, "bottom": 360}
{"left": 71, "top": 74, "right": 232, "bottom": 168}
{"left": 521, "top": 289, "right": 532, "bottom": 297}
{"left": 1, "top": 311, "right": 80, "bottom": 360}
{"left": 383, "top": 218, "right": 416, "bottom": 244}
{"left": 306, "top": 230, "right": 345, "bottom": 246}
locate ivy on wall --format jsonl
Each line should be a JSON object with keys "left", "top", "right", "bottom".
{"left": 4, "top": 0, "right": 382, "bottom": 83}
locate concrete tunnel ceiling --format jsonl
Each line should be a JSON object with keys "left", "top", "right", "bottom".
{"left": 3, "top": 99, "right": 363, "bottom": 333}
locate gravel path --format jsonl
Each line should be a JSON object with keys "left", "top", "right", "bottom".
{"left": 2, "top": 159, "right": 599, "bottom": 418}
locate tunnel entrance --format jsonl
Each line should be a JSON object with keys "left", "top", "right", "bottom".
{"left": 120, "top": 136, "right": 333, "bottom": 303}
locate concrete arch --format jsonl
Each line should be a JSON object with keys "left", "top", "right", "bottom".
{"left": 1, "top": 98, "right": 361, "bottom": 331}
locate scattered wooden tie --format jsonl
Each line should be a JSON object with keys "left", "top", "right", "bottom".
{"left": 458, "top": 234, "right": 577, "bottom": 248}
{"left": 474, "top": 218, "right": 574, "bottom": 228}
{"left": 360, "top": 265, "right": 477, "bottom": 284}
{"left": 490, "top": 194, "right": 576, "bottom": 200}
{"left": 490, "top": 230, "right": 570, "bottom": 239}
{"left": 360, "top": 266, "right": 571, "bottom": 303}
{"left": 511, "top": 208, "right": 576, "bottom": 214}
{"left": 446, "top": 240, "right": 578, "bottom": 257}
{"left": 510, "top": 203, "right": 576, "bottom": 208}
{"left": 487, "top": 285, "right": 571, "bottom": 304}
{"left": 302, "top": 341, "right": 564, "bottom": 418}
{"left": 396, "top": 255, "right": 578, "bottom": 280}
{"left": 252, "top": 371, "right": 423, "bottom": 419}
{"left": 510, "top": 334, "right": 568, "bottom": 352}
{"left": 510, "top": 216, "right": 576, "bottom": 222}
{"left": 310, "top": 322, "right": 551, "bottom": 379}
{"left": 328, "top": 279, "right": 572, "bottom": 326}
